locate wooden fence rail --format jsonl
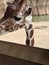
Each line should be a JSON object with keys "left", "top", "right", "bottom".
{"left": 0, "top": 41, "right": 49, "bottom": 65}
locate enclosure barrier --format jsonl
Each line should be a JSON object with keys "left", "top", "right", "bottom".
{"left": 31, "top": 0, "right": 49, "bottom": 15}
{"left": 0, "top": 40, "right": 49, "bottom": 65}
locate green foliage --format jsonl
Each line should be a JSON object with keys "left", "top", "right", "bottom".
{"left": 32, "top": 15, "right": 49, "bottom": 22}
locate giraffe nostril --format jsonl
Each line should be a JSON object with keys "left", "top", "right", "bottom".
{"left": 0, "top": 26, "right": 2, "bottom": 29}
{"left": 4, "top": 26, "right": 9, "bottom": 31}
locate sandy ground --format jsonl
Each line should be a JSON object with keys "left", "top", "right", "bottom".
{"left": 0, "top": 21, "right": 49, "bottom": 49}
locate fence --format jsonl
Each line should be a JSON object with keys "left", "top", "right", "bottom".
{"left": 31, "top": 0, "right": 49, "bottom": 15}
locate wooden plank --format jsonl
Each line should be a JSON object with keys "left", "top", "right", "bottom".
{"left": 0, "top": 54, "right": 42, "bottom": 65}
{"left": 0, "top": 41, "right": 49, "bottom": 65}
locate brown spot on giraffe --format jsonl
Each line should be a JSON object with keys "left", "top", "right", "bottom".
{"left": 28, "top": 24, "right": 32, "bottom": 30}
{"left": 30, "top": 29, "right": 34, "bottom": 38}
{"left": 26, "top": 39, "right": 30, "bottom": 45}
{"left": 31, "top": 38, "right": 34, "bottom": 46}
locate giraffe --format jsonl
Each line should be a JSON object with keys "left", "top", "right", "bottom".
{"left": 0, "top": 0, "right": 34, "bottom": 46}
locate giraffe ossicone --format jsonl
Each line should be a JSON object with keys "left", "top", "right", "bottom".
{"left": 0, "top": 0, "right": 34, "bottom": 46}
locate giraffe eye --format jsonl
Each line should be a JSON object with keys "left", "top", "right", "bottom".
{"left": 13, "top": 16, "right": 21, "bottom": 21}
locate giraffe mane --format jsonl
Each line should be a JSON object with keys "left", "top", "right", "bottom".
{"left": 7, "top": 0, "right": 26, "bottom": 14}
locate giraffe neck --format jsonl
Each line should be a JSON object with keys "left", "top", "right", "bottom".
{"left": 25, "top": 23, "right": 34, "bottom": 46}
{"left": 29, "top": 24, "right": 34, "bottom": 46}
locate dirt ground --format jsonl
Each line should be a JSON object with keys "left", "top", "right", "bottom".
{"left": 0, "top": 21, "right": 49, "bottom": 49}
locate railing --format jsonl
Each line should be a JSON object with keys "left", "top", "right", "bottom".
{"left": 0, "top": 40, "right": 49, "bottom": 65}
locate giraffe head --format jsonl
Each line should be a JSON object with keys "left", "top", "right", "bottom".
{"left": 0, "top": 0, "right": 26, "bottom": 35}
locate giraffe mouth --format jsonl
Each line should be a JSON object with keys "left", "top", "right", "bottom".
{"left": 0, "top": 17, "right": 25, "bottom": 35}
{"left": 0, "top": 18, "right": 16, "bottom": 35}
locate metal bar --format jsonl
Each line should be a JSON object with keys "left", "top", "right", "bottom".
{"left": 0, "top": 40, "right": 49, "bottom": 65}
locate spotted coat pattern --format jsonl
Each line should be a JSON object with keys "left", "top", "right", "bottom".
{"left": 0, "top": 0, "right": 34, "bottom": 46}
